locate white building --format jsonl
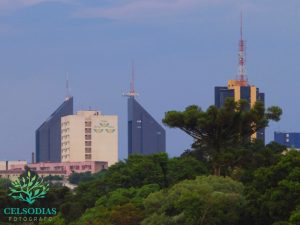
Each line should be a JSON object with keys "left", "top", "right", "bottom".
{"left": 61, "top": 111, "right": 118, "bottom": 166}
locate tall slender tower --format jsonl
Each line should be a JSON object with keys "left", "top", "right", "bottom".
{"left": 237, "top": 12, "right": 247, "bottom": 84}
{"left": 214, "top": 13, "right": 265, "bottom": 142}
{"left": 124, "top": 62, "right": 166, "bottom": 155}
{"left": 123, "top": 61, "right": 139, "bottom": 98}
{"left": 65, "top": 73, "right": 71, "bottom": 100}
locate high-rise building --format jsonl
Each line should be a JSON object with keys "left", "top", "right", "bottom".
{"left": 127, "top": 97, "right": 166, "bottom": 155}
{"left": 61, "top": 111, "right": 118, "bottom": 166}
{"left": 36, "top": 97, "right": 73, "bottom": 163}
{"left": 214, "top": 14, "right": 265, "bottom": 141}
{"left": 124, "top": 64, "right": 166, "bottom": 155}
{"left": 274, "top": 132, "right": 300, "bottom": 149}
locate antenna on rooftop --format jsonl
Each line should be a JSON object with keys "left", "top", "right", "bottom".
{"left": 65, "top": 72, "right": 71, "bottom": 100}
{"left": 237, "top": 11, "right": 248, "bottom": 85}
{"left": 123, "top": 60, "right": 139, "bottom": 97}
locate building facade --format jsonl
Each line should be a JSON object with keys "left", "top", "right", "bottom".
{"left": 0, "top": 161, "right": 107, "bottom": 181}
{"left": 128, "top": 97, "right": 166, "bottom": 155}
{"left": 274, "top": 132, "right": 300, "bottom": 149}
{"left": 61, "top": 111, "right": 118, "bottom": 166}
{"left": 0, "top": 160, "right": 27, "bottom": 171}
{"left": 36, "top": 97, "right": 73, "bottom": 163}
{"left": 214, "top": 80, "right": 265, "bottom": 141}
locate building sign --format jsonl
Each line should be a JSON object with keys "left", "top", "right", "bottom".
{"left": 94, "top": 120, "right": 116, "bottom": 133}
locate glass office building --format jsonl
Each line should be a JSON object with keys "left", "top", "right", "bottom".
{"left": 36, "top": 97, "right": 73, "bottom": 162}
{"left": 274, "top": 132, "right": 300, "bottom": 149}
{"left": 128, "top": 97, "right": 166, "bottom": 155}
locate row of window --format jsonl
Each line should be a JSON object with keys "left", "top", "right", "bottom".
{"left": 61, "top": 121, "right": 70, "bottom": 127}
{"left": 61, "top": 128, "right": 70, "bottom": 133}
{"left": 61, "top": 155, "right": 70, "bottom": 160}
{"left": 61, "top": 148, "right": 70, "bottom": 153}
{"left": 62, "top": 135, "right": 70, "bottom": 140}
{"left": 61, "top": 141, "right": 70, "bottom": 147}
{"left": 70, "top": 165, "right": 92, "bottom": 170}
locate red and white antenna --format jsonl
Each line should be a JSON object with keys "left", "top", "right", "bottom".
{"left": 237, "top": 12, "right": 248, "bottom": 85}
{"left": 123, "top": 61, "right": 139, "bottom": 97}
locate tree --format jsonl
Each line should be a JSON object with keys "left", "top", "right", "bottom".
{"left": 244, "top": 150, "right": 300, "bottom": 225}
{"left": 0, "top": 178, "right": 10, "bottom": 190}
{"left": 68, "top": 171, "right": 93, "bottom": 185}
{"left": 142, "top": 176, "right": 245, "bottom": 225}
{"left": 163, "top": 98, "right": 282, "bottom": 175}
{"left": 110, "top": 203, "right": 144, "bottom": 225}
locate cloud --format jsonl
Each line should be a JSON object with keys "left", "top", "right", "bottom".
{"left": 0, "top": 0, "right": 72, "bottom": 12}
{"left": 72, "top": 0, "right": 260, "bottom": 21}
{"left": 74, "top": 0, "right": 222, "bottom": 20}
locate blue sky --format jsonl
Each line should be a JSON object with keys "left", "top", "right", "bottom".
{"left": 0, "top": 0, "right": 300, "bottom": 161}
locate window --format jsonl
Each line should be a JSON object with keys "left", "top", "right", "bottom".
{"left": 85, "top": 141, "right": 92, "bottom": 147}
{"left": 82, "top": 165, "right": 91, "bottom": 170}
{"left": 85, "top": 128, "right": 92, "bottom": 133}
{"left": 85, "top": 135, "right": 92, "bottom": 140}
{"left": 85, "top": 121, "right": 92, "bottom": 127}
{"left": 85, "top": 154, "right": 92, "bottom": 160}
{"left": 85, "top": 148, "right": 92, "bottom": 153}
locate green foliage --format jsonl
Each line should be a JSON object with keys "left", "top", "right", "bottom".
{"left": 244, "top": 150, "right": 300, "bottom": 225}
{"left": 142, "top": 176, "right": 245, "bottom": 225}
{"left": 289, "top": 208, "right": 300, "bottom": 224}
{"left": 44, "top": 175, "right": 63, "bottom": 181}
{"left": 96, "top": 184, "right": 160, "bottom": 209}
{"left": 110, "top": 203, "right": 144, "bottom": 225}
{"left": 168, "top": 155, "right": 208, "bottom": 185}
{"left": 59, "top": 153, "right": 208, "bottom": 224}
{"left": 9, "top": 170, "right": 49, "bottom": 204}
{"left": 0, "top": 178, "right": 11, "bottom": 190}
{"left": 39, "top": 214, "right": 65, "bottom": 225}
{"left": 75, "top": 184, "right": 158, "bottom": 225}
{"left": 68, "top": 171, "right": 93, "bottom": 185}
{"left": 163, "top": 98, "right": 282, "bottom": 175}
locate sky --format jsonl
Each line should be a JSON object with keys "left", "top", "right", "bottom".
{"left": 0, "top": 0, "right": 300, "bottom": 162}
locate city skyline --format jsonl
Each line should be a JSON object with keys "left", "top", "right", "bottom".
{"left": 0, "top": 1, "right": 299, "bottom": 161}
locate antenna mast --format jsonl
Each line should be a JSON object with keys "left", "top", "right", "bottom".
{"left": 123, "top": 61, "right": 139, "bottom": 97}
{"left": 237, "top": 12, "right": 248, "bottom": 85}
{"left": 65, "top": 72, "right": 71, "bottom": 100}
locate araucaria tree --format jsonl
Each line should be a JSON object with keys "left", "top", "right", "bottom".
{"left": 163, "top": 98, "right": 282, "bottom": 176}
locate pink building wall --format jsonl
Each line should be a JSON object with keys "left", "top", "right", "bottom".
{"left": 10, "top": 161, "right": 108, "bottom": 176}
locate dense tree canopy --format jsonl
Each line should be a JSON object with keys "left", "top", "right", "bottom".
{"left": 163, "top": 98, "right": 282, "bottom": 175}
{"left": 142, "top": 176, "right": 245, "bottom": 225}
{"left": 244, "top": 150, "right": 300, "bottom": 225}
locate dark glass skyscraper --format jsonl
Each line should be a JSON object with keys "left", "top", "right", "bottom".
{"left": 274, "top": 132, "right": 300, "bottom": 149}
{"left": 127, "top": 97, "right": 166, "bottom": 155}
{"left": 36, "top": 97, "right": 73, "bottom": 162}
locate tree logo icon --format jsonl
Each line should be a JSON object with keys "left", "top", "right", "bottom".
{"left": 9, "top": 170, "right": 49, "bottom": 205}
